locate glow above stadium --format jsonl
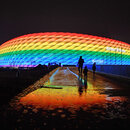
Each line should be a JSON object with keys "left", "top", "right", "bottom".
{"left": 0, "top": 32, "right": 130, "bottom": 67}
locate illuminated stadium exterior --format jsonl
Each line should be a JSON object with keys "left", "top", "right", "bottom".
{"left": 0, "top": 32, "right": 130, "bottom": 67}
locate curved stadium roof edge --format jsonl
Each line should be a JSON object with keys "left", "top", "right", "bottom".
{"left": 1, "top": 32, "right": 129, "bottom": 46}
{"left": 0, "top": 32, "right": 130, "bottom": 67}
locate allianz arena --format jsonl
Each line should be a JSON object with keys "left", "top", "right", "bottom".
{"left": 0, "top": 32, "right": 130, "bottom": 67}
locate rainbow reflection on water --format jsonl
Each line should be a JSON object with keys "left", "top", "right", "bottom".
{"left": 20, "top": 79, "right": 125, "bottom": 110}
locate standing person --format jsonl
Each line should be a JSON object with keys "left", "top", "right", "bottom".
{"left": 16, "top": 68, "right": 20, "bottom": 78}
{"left": 83, "top": 66, "right": 88, "bottom": 79}
{"left": 78, "top": 56, "right": 84, "bottom": 74}
{"left": 92, "top": 62, "right": 96, "bottom": 74}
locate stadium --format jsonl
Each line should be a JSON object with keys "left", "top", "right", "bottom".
{"left": 0, "top": 32, "right": 129, "bottom": 67}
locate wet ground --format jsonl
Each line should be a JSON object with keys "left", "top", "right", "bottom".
{"left": 1, "top": 67, "right": 130, "bottom": 129}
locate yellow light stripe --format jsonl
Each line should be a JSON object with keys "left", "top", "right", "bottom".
{"left": 0, "top": 42, "right": 129, "bottom": 55}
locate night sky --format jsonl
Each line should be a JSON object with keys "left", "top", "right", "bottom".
{"left": 0, "top": 0, "right": 130, "bottom": 44}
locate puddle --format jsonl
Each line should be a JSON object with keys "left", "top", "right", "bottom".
{"left": 20, "top": 67, "right": 126, "bottom": 110}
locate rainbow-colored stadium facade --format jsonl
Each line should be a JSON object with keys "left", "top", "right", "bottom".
{"left": 0, "top": 32, "right": 130, "bottom": 67}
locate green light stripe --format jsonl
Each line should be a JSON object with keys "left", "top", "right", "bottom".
{"left": 0, "top": 49, "right": 129, "bottom": 59}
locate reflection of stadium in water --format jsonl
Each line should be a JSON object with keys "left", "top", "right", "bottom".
{"left": 20, "top": 78, "right": 125, "bottom": 110}
{"left": 20, "top": 67, "right": 125, "bottom": 109}
{"left": 0, "top": 32, "right": 130, "bottom": 67}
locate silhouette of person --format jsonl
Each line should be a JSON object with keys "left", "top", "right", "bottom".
{"left": 16, "top": 68, "right": 20, "bottom": 78}
{"left": 78, "top": 56, "right": 84, "bottom": 75}
{"left": 92, "top": 62, "right": 96, "bottom": 74}
{"left": 83, "top": 66, "right": 88, "bottom": 80}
